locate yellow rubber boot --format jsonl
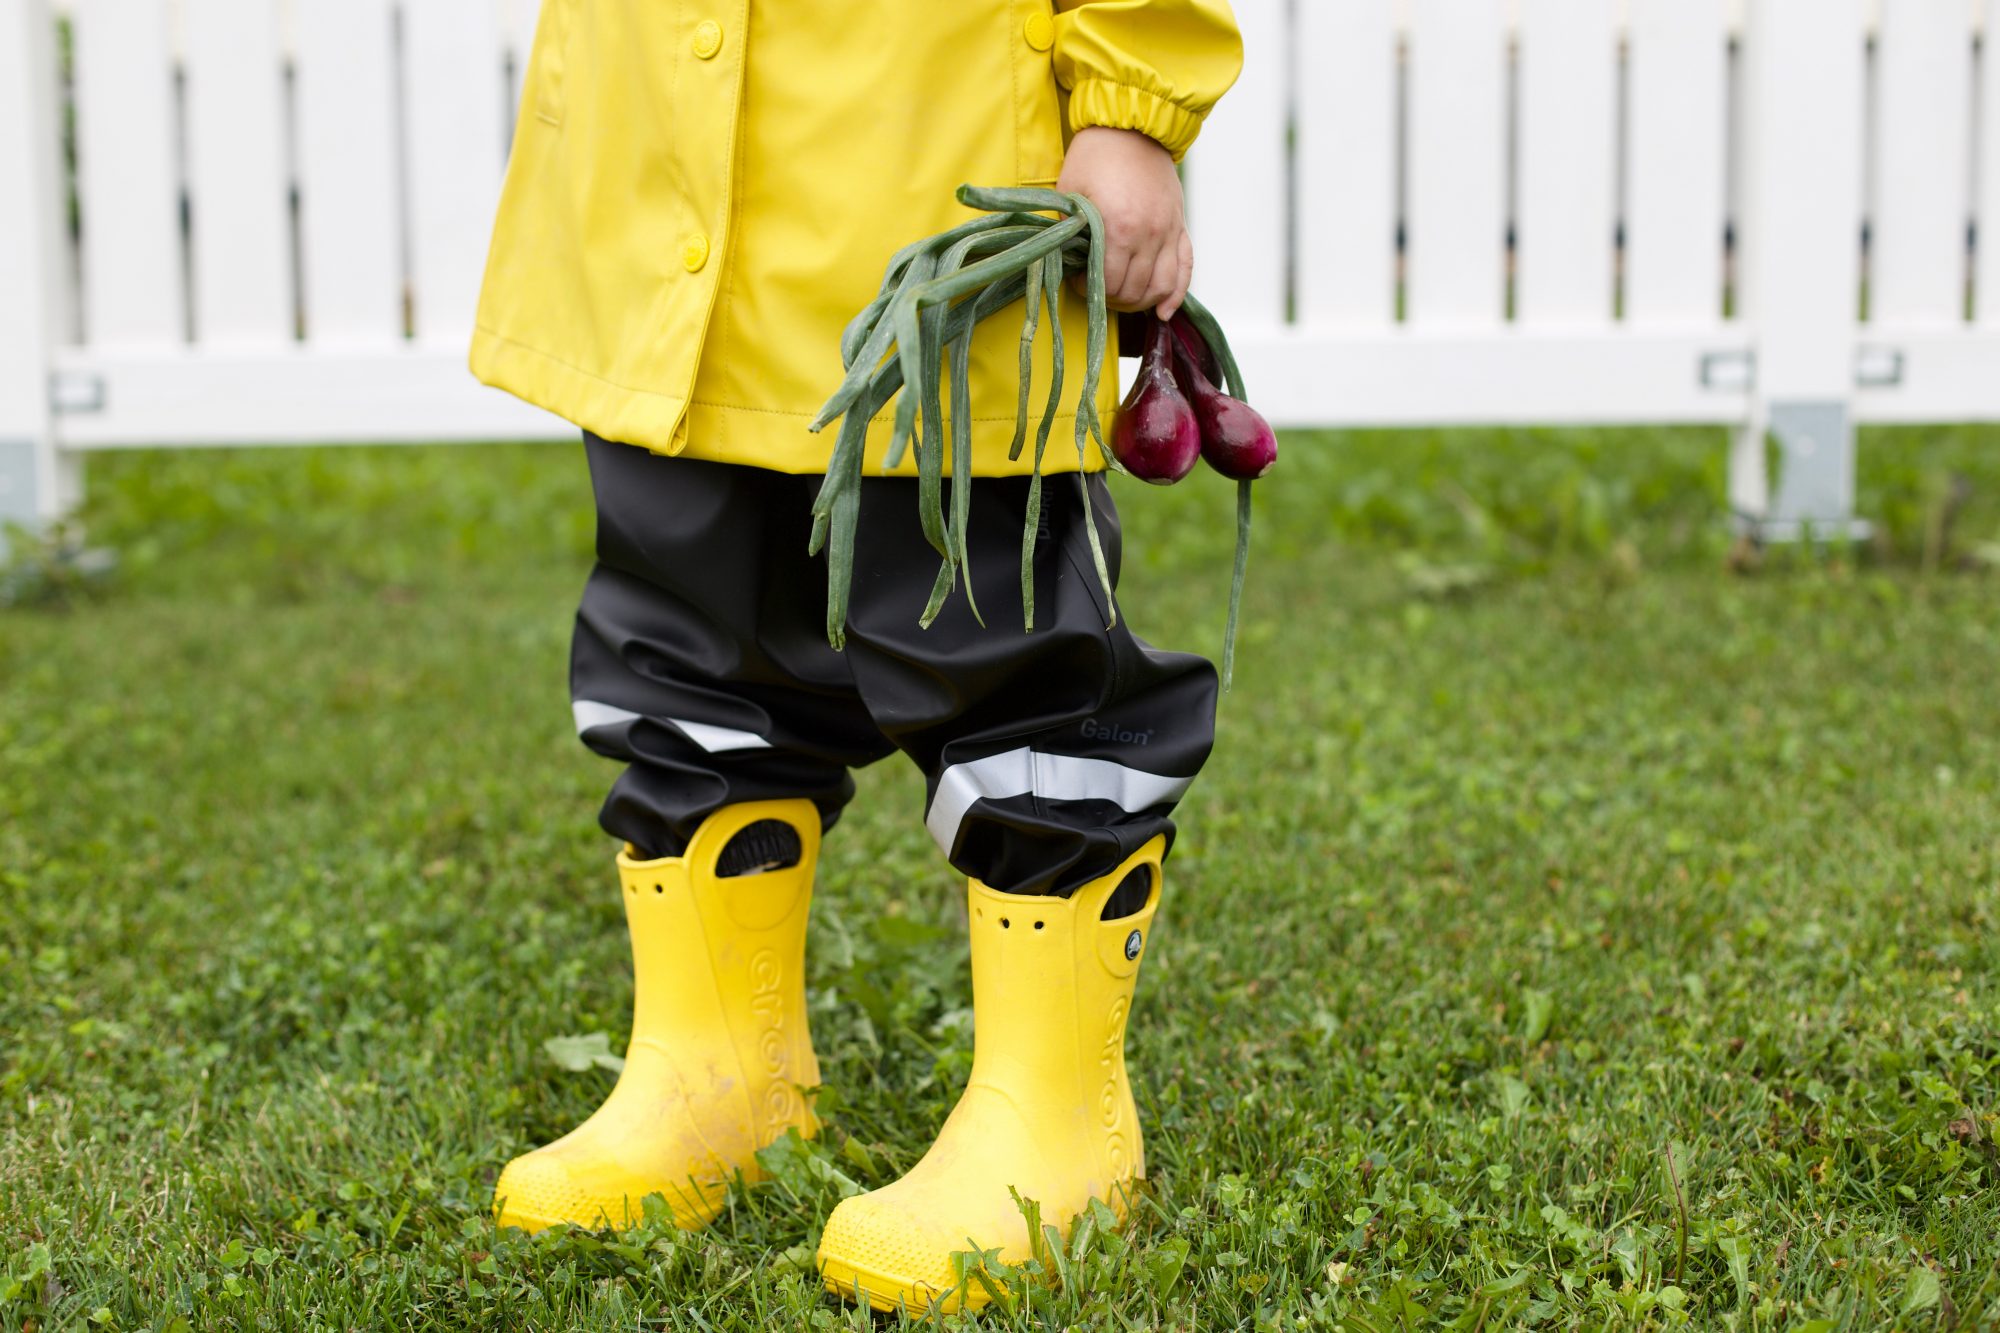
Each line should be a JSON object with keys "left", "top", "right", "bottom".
{"left": 494, "top": 799, "right": 822, "bottom": 1233}
{"left": 817, "top": 836, "right": 1165, "bottom": 1313}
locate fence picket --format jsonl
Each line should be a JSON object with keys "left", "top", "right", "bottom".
{"left": 183, "top": 0, "right": 293, "bottom": 346}
{"left": 1984, "top": 0, "right": 2000, "bottom": 325}
{"left": 1406, "top": 0, "right": 1507, "bottom": 327}
{"left": 1516, "top": 0, "right": 1617, "bottom": 326}
{"left": 1296, "top": 0, "right": 1397, "bottom": 329}
{"left": 70, "top": 0, "right": 182, "bottom": 347}
{"left": 1625, "top": 0, "right": 1728, "bottom": 326}
{"left": 402, "top": 0, "right": 508, "bottom": 348}
{"left": 1871, "top": 0, "right": 1973, "bottom": 326}
{"left": 1182, "top": 0, "right": 1288, "bottom": 330}
{"left": 295, "top": 0, "right": 402, "bottom": 346}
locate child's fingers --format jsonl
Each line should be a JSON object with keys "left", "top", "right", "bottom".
{"left": 1101, "top": 244, "right": 1136, "bottom": 311}
{"left": 1131, "top": 243, "right": 1175, "bottom": 318}
{"left": 1144, "top": 238, "right": 1186, "bottom": 320}
{"left": 1111, "top": 239, "right": 1163, "bottom": 311}
{"left": 1171, "top": 230, "right": 1194, "bottom": 319}
{"left": 1112, "top": 243, "right": 1160, "bottom": 308}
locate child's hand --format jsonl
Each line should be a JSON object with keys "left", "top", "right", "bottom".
{"left": 1055, "top": 127, "right": 1193, "bottom": 321}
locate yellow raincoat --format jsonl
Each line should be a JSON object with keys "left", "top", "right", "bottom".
{"left": 470, "top": 0, "right": 1243, "bottom": 477}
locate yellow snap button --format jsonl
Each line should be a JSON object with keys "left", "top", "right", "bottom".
{"left": 682, "top": 233, "right": 711, "bottom": 273}
{"left": 692, "top": 19, "right": 723, "bottom": 59}
{"left": 1023, "top": 12, "right": 1055, "bottom": 51}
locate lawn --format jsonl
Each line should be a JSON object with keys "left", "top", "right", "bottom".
{"left": 2, "top": 427, "right": 1996, "bottom": 1331}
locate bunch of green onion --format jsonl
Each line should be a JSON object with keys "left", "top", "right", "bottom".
{"left": 807, "top": 184, "right": 1250, "bottom": 678}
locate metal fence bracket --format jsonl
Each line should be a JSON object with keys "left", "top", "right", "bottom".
{"left": 50, "top": 371, "right": 108, "bottom": 416}
{"left": 1758, "top": 398, "right": 1872, "bottom": 542}
{"left": 0, "top": 437, "right": 42, "bottom": 531}
{"left": 1854, "top": 345, "right": 1905, "bottom": 389}
{"left": 1700, "top": 350, "right": 1755, "bottom": 393}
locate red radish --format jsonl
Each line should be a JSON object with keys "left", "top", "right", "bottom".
{"left": 1109, "top": 318, "right": 1202, "bottom": 484}
{"left": 1168, "top": 309, "right": 1223, "bottom": 386}
{"left": 1171, "top": 336, "right": 1277, "bottom": 480}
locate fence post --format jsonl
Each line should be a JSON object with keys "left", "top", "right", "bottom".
{"left": 1733, "top": 0, "right": 1869, "bottom": 540}
{"left": 0, "top": 0, "right": 74, "bottom": 557}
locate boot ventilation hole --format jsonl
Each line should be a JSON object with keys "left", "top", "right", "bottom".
{"left": 997, "top": 917, "right": 1045, "bottom": 931}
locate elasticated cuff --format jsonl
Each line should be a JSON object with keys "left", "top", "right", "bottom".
{"left": 1065, "top": 79, "right": 1207, "bottom": 161}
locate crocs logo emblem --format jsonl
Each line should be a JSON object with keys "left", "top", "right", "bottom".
{"left": 748, "top": 948, "right": 798, "bottom": 1130}
{"left": 1124, "top": 929, "right": 1142, "bottom": 961}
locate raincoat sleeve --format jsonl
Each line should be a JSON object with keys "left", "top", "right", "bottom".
{"left": 1051, "top": 0, "right": 1244, "bottom": 161}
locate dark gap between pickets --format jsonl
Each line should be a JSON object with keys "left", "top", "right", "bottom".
{"left": 283, "top": 55, "right": 305, "bottom": 341}
{"left": 391, "top": 2, "right": 416, "bottom": 340}
{"left": 1721, "top": 32, "right": 1741, "bottom": 320}
{"left": 173, "top": 60, "right": 194, "bottom": 343}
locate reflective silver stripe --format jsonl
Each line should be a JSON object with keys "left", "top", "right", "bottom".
{"left": 673, "top": 718, "right": 773, "bottom": 753}
{"left": 924, "top": 746, "right": 1193, "bottom": 854}
{"left": 572, "top": 700, "right": 642, "bottom": 733}
{"left": 570, "top": 700, "right": 771, "bottom": 754}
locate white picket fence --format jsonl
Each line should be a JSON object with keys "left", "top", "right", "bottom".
{"left": 4, "top": 0, "right": 1998, "bottom": 543}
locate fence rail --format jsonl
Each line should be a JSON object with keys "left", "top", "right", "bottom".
{"left": 4, "top": 0, "right": 1999, "bottom": 543}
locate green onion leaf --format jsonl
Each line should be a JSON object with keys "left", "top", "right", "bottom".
{"left": 1021, "top": 260, "right": 1067, "bottom": 631}
{"left": 1010, "top": 258, "right": 1042, "bottom": 464}
{"left": 947, "top": 316, "right": 983, "bottom": 628}
{"left": 1224, "top": 478, "right": 1251, "bottom": 689}
{"left": 954, "top": 184, "right": 1077, "bottom": 217}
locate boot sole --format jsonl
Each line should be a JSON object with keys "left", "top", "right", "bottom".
{"left": 818, "top": 1254, "right": 979, "bottom": 1315}
{"left": 494, "top": 1193, "right": 725, "bottom": 1235}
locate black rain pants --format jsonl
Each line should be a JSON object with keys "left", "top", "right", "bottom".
{"left": 570, "top": 433, "right": 1216, "bottom": 897}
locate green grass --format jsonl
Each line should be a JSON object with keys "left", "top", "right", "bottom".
{"left": 3, "top": 428, "right": 1997, "bottom": 1331}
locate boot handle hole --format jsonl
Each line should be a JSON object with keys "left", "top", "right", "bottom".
{"left": 714, "top": 820, "right": 804, "bottom": 878}
{"left": 1100, "top": 865, "right": 1155, "bottom": 922}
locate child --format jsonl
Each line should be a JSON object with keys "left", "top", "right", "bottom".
{"left": 469, "top": 0, "right": 1243, "bottom": 1312}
